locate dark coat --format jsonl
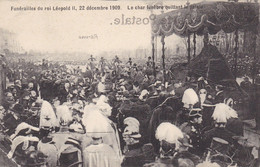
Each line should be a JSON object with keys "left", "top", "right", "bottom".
{"left": 180, "top": 122, "right": 204, "bottom": 156}
{"left": 214, "top": 91, "right": 225, "bottom": 104}
{"left": 203, "top": 127, "right": 236, "bottom": 154}
{"left": 58, "top": 87, "right": 70, "bottom": 104}
{"left": 122, "top": 143, "right": 155, "bottom": 167}
{"left": 147, "top": 105, "right": 176, "bottom": 153}
{"left": 3, "top": 113, "right": 21, "bottom": 136}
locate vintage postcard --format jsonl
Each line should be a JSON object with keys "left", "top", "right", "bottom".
{"left": 0, "top": 0, "right": 259, "bottom": 166}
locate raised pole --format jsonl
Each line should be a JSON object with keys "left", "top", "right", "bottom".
{"left": 152, "top": 35, "right": 156, "bottom": 77}
{"left": 161, "top": 35, "right": 166, "bottom": 83}
{"left": 203, "top": 27, "right": 209, "bottom": 47}
{"left": 187, "top": 32, "right": 191, "bottom": 64}
{"left": 193, "top": 32, "right": 196, "bottom": 58}
{"left": 252, "top": 34, "right": 257, "bottom": 84}
{"left": 234, "top": 29, "right": 239, "bottom": 78}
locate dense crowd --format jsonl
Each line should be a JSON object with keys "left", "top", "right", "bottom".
{"left": 0, "top": 55, "right": 259, "bottom": 167}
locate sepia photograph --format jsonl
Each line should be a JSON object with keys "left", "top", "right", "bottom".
{"left": 0, "top": 0, "right": 259, "bottom": 166}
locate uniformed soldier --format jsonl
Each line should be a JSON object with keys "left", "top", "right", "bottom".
{"left": 177, "top": 88, "right": 199, "bottom": 126}
{"left": 143, "top": 122, "right": 185, "bottom": 166}
{"left": 203, "top": 103, "right": 238, "bottom": 153}
{"left": 240, "top": 76, "right": 252, "bottom": 93}
{"left": 122, "top": 117, "right": 155, "bottom": 167}
{"left": 214, "top": 85, "right": 225, "bottom": 104}
{"left": 180, "top": 107, "right": 204, "bottom": 156}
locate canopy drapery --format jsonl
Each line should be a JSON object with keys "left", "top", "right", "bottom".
{"left": 151, "top": 1, "right": 259, "bottom": 37}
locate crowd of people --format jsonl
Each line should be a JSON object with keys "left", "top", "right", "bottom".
{"left": 0, "top": 55, "right": 258, "bottom": 167}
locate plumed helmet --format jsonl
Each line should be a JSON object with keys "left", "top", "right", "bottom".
{"left": 155, "top": 122, "right": 183, "bottom": 146}
{"left": 212, "top": 103, "right": 238, "bottom": 123}
{"left": 69, "top": 122, "right": 84, "bottom": 133}
{"left": 123, "top": 126, "right": 141, "bottom": 138}
{"left": 123, "top": 117, "right": 140, "bottom": 128}
{"left": 56, "top": 105, "right": 73, "bottom": 126}
{"left": 182, "top": 88, "right": 199, "bottom": 107}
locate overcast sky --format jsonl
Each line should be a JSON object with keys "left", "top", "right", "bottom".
{"left": 0, "top": 0, "right": 244, "bottom": 55}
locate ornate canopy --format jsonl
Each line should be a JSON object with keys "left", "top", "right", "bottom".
{"left": 151, "top": 1, "right": 259, "bottom": 37}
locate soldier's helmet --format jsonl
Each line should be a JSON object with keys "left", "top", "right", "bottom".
{"left": 182, "top": 88, "right": 199, "bottom": 108}
{"left": 155, "top": 122, "right": 184, "bottom": 157}
{"left": 212, "top": 103, "right": 238, "bottom": 123}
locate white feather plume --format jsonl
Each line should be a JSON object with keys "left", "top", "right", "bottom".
{"left": 10, "top": 122, "right": 39, "bottom": 140}
{"left": 182, "top": 88, "right": 199, "bottom": 106}
{"left": 82, "top": 109, "right": 111, "bottom": 138}
{"left": 56, "top": 105, "right": 73, "bottom": 125}
{"left": 212, "top": 103, "right": 238, "bottom": 123}
{"left": 83, "top": 103, "right": 99, "bottom": 116}
{"left": 155, "top": 122, "right": 184, "bottom": 144}
{"left": 7, "top": 136, "right": 39, "bottom": 159}
{"left": 39, "top": 100, "right": 58, "bottom": 128}
{"left": 97, "top": 102, "right": 112, "bottom": 117}
{"left": 91, "top": 95, "right": 112, "bottom": 117}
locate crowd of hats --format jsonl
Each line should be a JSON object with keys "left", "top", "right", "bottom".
{"left": 0, "top": 56, "right": 248, "bottom": 167}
